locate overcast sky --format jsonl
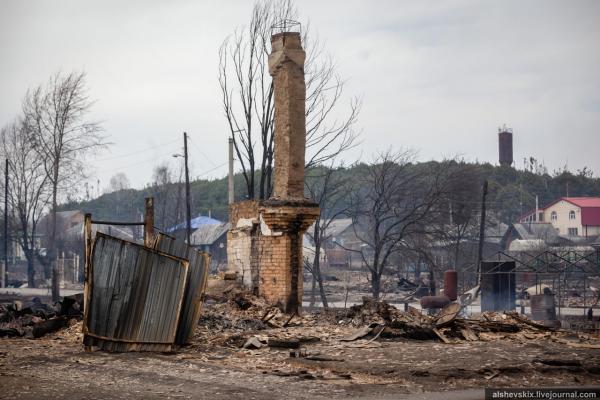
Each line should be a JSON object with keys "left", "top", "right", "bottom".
{"left": 1, "top": 0, "right": 599, "bottom": 194}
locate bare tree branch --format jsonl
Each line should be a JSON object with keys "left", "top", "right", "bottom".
{"left": 22, "top": 70, "right": 107, "bottom": 300}
{"left": 0, "top": 119, "right": 51, "bottom": 287}
{"left": 218, "top": 0, "right": 360, "bottom": 200}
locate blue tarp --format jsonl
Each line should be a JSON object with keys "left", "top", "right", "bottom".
{"left": 167, "top": 215, "right": 222, "bottom": 233}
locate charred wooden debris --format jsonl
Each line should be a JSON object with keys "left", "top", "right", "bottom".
{"left": 0, "top": 294, "right": 82, "bottom": 339}
{"left": 338, "top": 297, "right": 597, "bottom": 346}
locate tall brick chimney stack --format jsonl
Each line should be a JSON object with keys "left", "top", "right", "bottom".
{"left": 255, "top": 31, "right": 319, "bottom": 314}
{"left": 227, "top": 29, "right": 319, "bottom": 314}
{"left": 269, "top": 32, "right": 306, "bottom": 199}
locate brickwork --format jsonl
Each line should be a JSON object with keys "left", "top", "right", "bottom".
{"left": 226, "top": 32, "right": 319, "bottom": 314}
{"left": 229, "top": 200, "right": 261, "bottom": 226}
{"left": 227, "top": 201, "right": 261, "bottom": 290}
{"left": 269, "top": 32, "right": 306, "bottom": 200}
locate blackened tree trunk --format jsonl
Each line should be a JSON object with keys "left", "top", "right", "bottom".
{"left": 27, "top": 254, "right": 35, "bottom": 288}
{"left": 49, "top": 168, "right": 59, "bottom": 301}
{"left": 371, "top": 269, "right": 381, "bottom": 299}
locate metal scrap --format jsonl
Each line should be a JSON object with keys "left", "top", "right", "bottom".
{"left": 83, "top": 233, "right": 189, "bottom": 352}
{"left": 153, "top": 233, "right": 210, "bottom": 345}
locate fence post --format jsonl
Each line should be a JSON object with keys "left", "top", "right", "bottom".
{"left": 144, "top": 197, "right": 155, "bottom": 247}
{"left": 83, "top": 213, "right": 93, "bottom": 334}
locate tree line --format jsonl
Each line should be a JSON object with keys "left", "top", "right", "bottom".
{"left": 0, "top": 71, "right": 106, "bottom": 298}
{"left": 64, "top": 157, "right": 600, "bottom": 301}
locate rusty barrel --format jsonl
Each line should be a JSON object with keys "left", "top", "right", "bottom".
{"left": 530, "top": 294, "right": 556, "bottom": 322}
{"left": 444, "top": 270, "right": 458, "bottom": 301}
{"left": 420, "top": 295, "right": 451, "bottom": 309}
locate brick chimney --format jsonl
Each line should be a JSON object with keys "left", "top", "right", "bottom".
{"left": 226, "top": 31, "right": 319, "bottom": 314}
{"left": 269, "top": 32, "right": 307, "bottom": 199}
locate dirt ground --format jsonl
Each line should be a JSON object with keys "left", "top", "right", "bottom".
{"left": 1, "top": 294, "right": 600, "bottom": 399}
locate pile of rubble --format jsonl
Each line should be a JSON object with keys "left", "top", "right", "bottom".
{"left": 337, "top": 297, "right": 600, "bottom": 347}
{"left": 195, "top": 291, "right": 332, "bottom": 348}
{"left": 0, "top": 294, "right": 82, "bottom": 339}
{"left": 192, "top": 293, "right": 600, "bottom": 352}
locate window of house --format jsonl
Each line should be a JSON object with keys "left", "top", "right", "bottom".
{"left": 551, "top": 211, "right": 557, "bottom": 221}
{"left": 569, "top": 210, "right": 576, "bottom": 220}
{"left": 538, "top": 212, "right": 544, "bottom": 222}
{"left": 568, "top": 227, "right": 578, "bottom": 236}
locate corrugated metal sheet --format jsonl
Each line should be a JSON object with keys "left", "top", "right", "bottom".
{"left": 154, "top": 233, "right": 210, "bottom": 344}
{"left": 83, "top": 233, "right": 189, "bottom": 352}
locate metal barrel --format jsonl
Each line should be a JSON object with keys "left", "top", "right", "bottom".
{"left": 420, "top": 295, "right": 451, "bottom": 309}
{"left": 444, "top": 270, "right": 458, "bottom": 301}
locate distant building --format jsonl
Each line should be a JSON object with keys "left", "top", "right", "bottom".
{"left": 190, "top": 222, "right": 229, "bottom": 271}
{"left": 519, "top": 197, "right": 600, "bottom": 237}
{"left": 501, "top": 222, "right": 565, "bottom": 251}
{"left": 167, "top": 215, "right": 223, "bottom": 236}
{"left": 304, "top": 218, "right": 361, "bottom": 267}
{"left": 167, "top": 215, "right": 229, "bottom": 271}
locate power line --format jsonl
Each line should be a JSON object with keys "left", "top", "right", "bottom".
{"left": 187, "top": 136, "right": 217, "bottom": 167}
{"left": 93, "top": 147, "right": 180, "bottom": 174}
{"left": 94, "top": 138, "right": 181, "bottom": 162}
{"left": 197, "top": 162, "right": 228, "bottom": 178}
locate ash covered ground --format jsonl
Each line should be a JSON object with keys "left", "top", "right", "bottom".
{"left": 1, "top": 289, "right": 599, "bottom": 400}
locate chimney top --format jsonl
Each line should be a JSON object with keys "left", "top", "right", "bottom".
{"left": 270, "top": 32, "right": 302, "bottom": 50}
{"left": 271, "top": 19, "right": 301, "bottom": 35}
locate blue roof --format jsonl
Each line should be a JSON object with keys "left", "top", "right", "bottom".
{"left": 167, "top": 215, "right": 223, "bottom": 232}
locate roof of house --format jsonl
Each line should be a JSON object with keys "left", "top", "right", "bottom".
{"left": 306, "top": 218, "right": 353, "bottom": 239}
{"left": 190, "top": 222, "right": 230, "bottom": 246}
{"left": 508, "top": 239, "right": 547, "bottom": 252}
{"left": 506, "top": 222, "right": 561, "bottom": 245}
{"left": 563, "top": 197, "right": 600, "bottom": 208}
{"left": 324, "top": 218, "right": 353, "bottom": 238}
{"left": 167, "top": 215, "right": 223, "bottom": 232}
{"left": 503, "top": 222, "right": 600, "bottom": 249}
{"left": 64, "top": 222, "right": 134, "bottom": 241}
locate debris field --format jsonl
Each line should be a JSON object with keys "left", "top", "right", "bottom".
{"left": 1, "top": 290, "right": 599, "bottom": 399}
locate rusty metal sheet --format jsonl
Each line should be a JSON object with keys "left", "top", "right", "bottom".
{"left": 84, "top": 233, "right": 188, "bottom": 352}
{"left": 154, "top": 233, "right": 210, "bottom": 345}
{"left": 436, "top": 303, "right": 461, "bottom": 327}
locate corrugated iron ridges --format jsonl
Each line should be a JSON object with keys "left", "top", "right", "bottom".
{"left": 84, "top": 233, "right": 188, "bottom": 351}
{"left": 154, "top": 233, "right": 210, "bottom": 345}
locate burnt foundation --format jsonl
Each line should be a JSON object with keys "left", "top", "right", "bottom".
{"left": 227, "top": 200, "right": 318, "bottom": 313}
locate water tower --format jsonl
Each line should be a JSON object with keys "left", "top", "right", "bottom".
{"left": 498, "top": 124, "right": 513, "bottom": 167}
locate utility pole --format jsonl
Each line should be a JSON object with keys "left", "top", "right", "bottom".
{"left": 184, "top": 132, "right": 192, "bottom": 245}
{"left": 174, "top": 133, "right": 192, "bottom": 244}
{"left": 476, "top": 180, "right": 488, "bottom": 282}
{"left": 3, "top": 159, "right": 8, "bottom": 288}
{"left": 228, "top": 138, "right": 234, "bottom": 205}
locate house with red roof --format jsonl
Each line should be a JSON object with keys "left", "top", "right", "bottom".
{"left": 519, "top": 197, "right": 600, "bottom": 237}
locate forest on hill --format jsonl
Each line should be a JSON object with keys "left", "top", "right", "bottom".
{"left": 61, "top": 161, "right": 600, "bottom": 230}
